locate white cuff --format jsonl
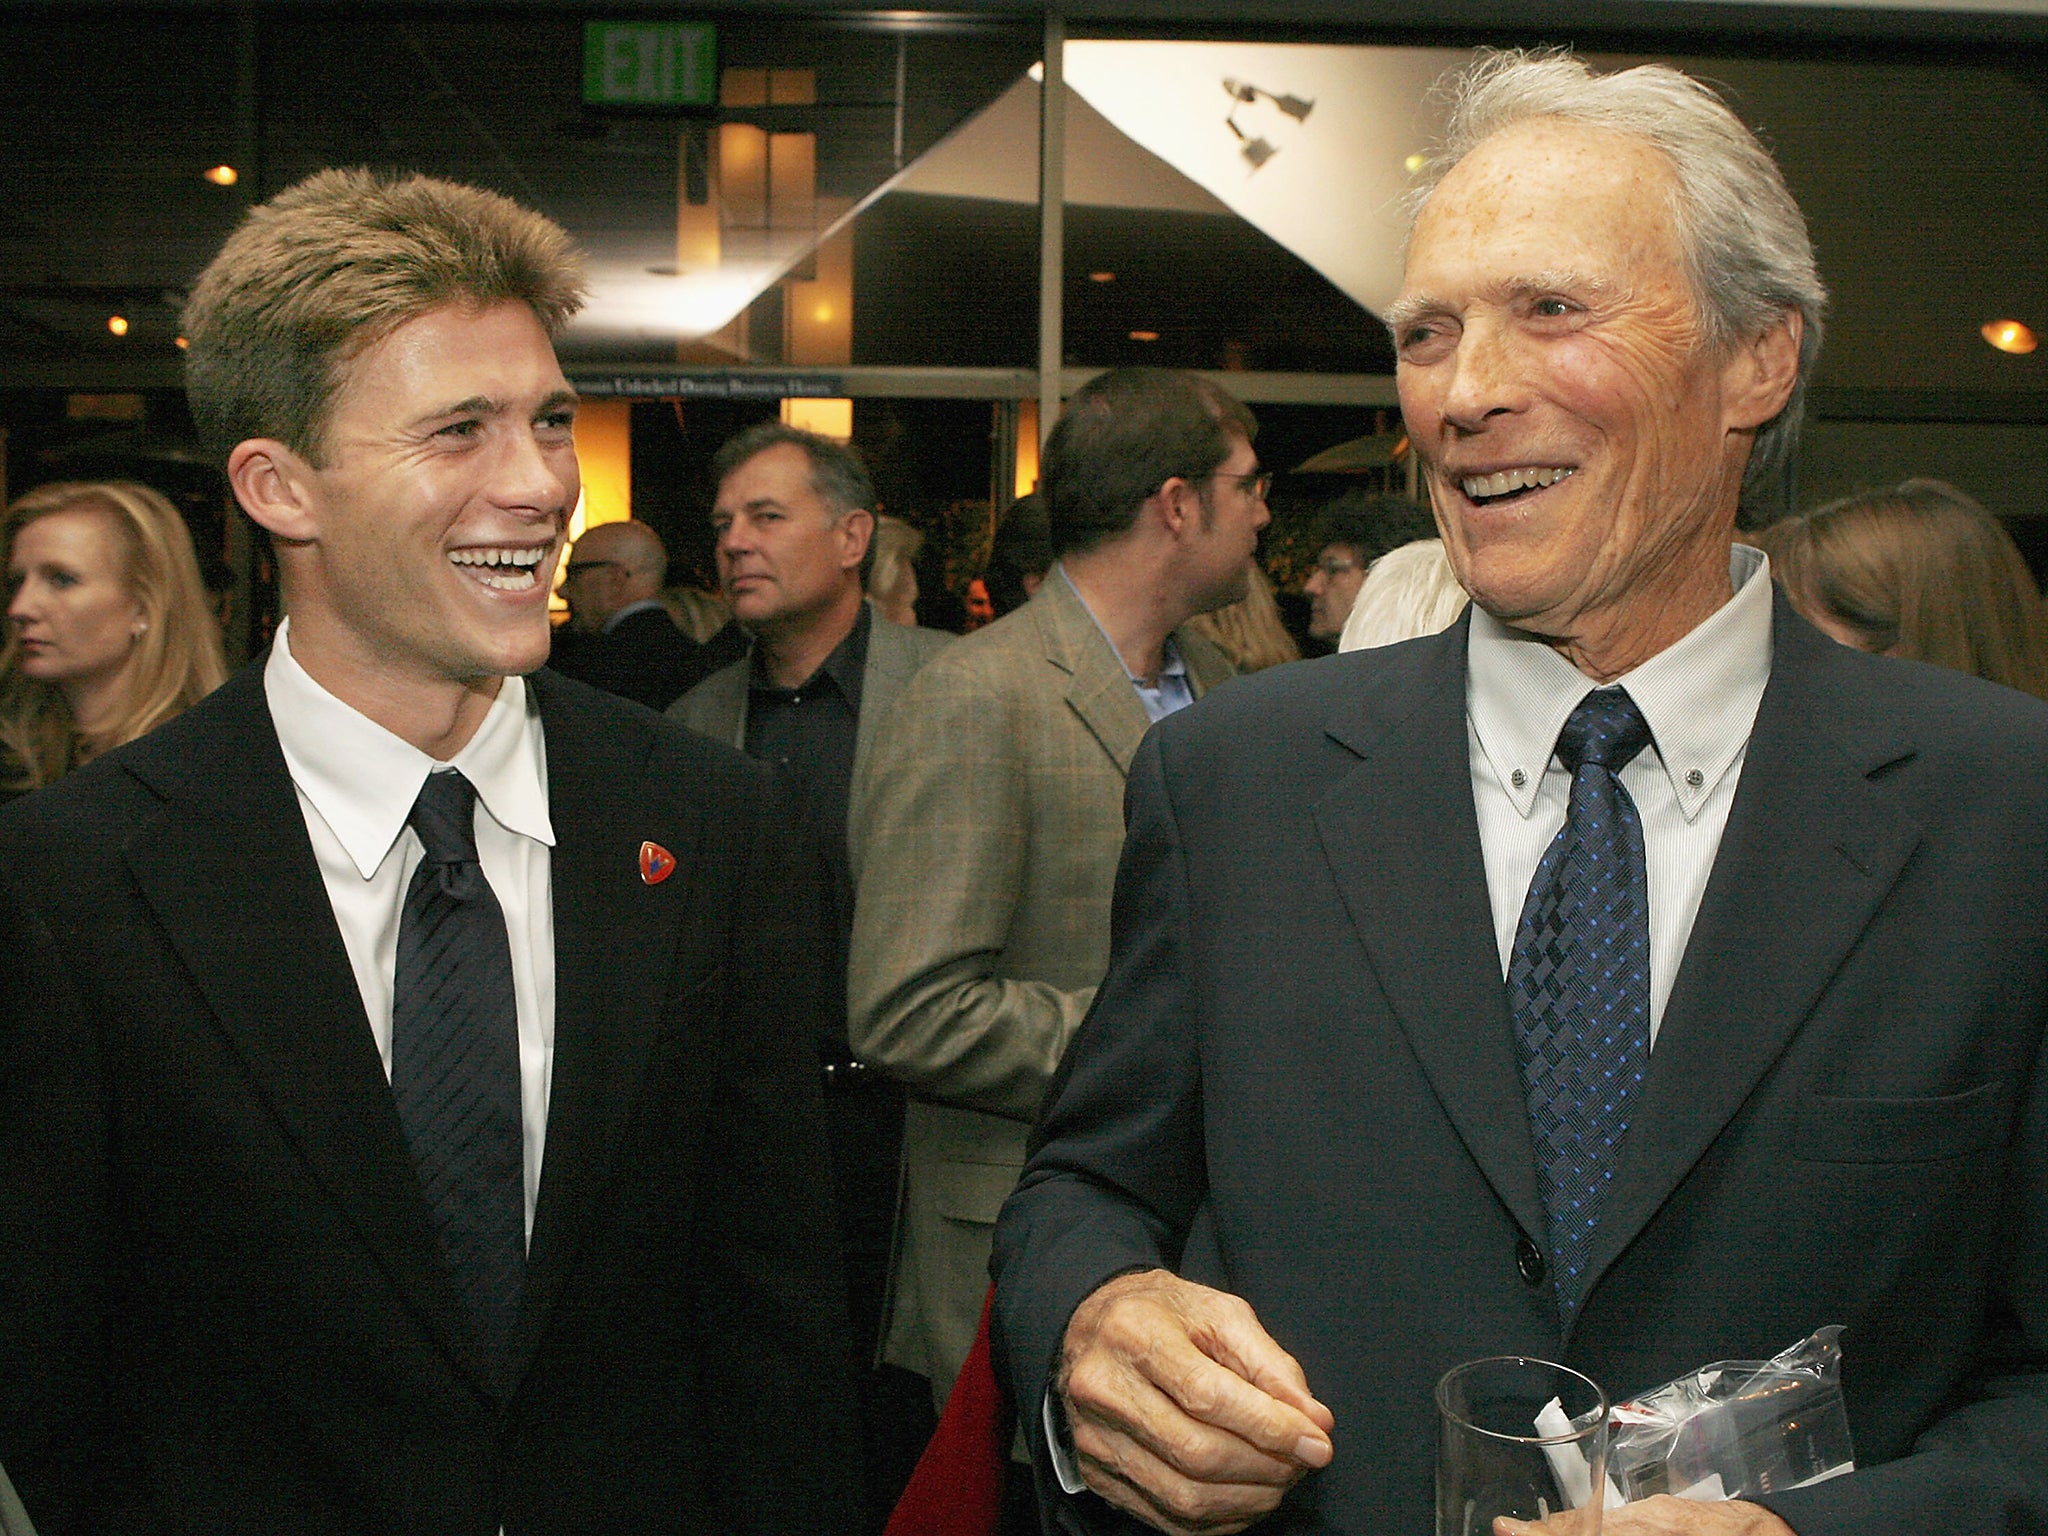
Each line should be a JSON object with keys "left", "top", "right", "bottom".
{"left": 1043, "top": 1390, "right": 1087, "bottom": 1495}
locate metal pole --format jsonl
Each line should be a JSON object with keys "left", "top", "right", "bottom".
{"left": 893, "top": 34, "right": 908, "bottom": 172}
{"left": 1036, "top": 12, "right": 1065, "bottom": 451}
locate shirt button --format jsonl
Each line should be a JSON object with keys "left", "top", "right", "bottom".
{"left": 1515, "top": 1236, "right": 1547, "bottom": 1287}
{"left": 1685, "top": 767, "right": 1705, "bottom": 789}
{"left": 1510, "top": 767, "right": 1528, "bottom": 789}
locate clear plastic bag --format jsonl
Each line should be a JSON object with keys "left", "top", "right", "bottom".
{"left": 1605, "top": 1326, "right": 1855, "bottom": 1502}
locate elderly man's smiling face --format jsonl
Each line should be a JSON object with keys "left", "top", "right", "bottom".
{"left": 1391, "top": 116, "right": 1795, "bottom": 678}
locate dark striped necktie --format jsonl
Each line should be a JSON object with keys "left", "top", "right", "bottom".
{"left": 391, "top": 767, "right": 525, "bottom": 1386}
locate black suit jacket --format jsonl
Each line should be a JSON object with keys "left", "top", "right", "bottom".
{"left": 548, "top": 606, "right": 706, "bottom": 712}
{"left": 0, "top": 664, "right": 862, "bottom": 1535}
{"left": 992, "top": 597, "right": 2048, "bottom": 1535}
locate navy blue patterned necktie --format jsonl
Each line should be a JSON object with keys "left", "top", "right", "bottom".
{"left": 1508, "top": 687, "right": 1654, "bottom": 1323}
{"left": 391, "top": 768, "right": 525, "bottom": 1385}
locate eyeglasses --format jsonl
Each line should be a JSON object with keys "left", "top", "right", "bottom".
{"left": 1314, "top": 556, "right": 1362, "bottom": 580}
{"left": 1214, "top": 468, "right": 1274, "bottom": 502}
{"left": 561, "top": 559, "right": 619, "bottom": 580}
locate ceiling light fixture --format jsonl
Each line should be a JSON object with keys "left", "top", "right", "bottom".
{"left": 1129, "top": 329, "right": 1158, "bottom": 342}
{"left": 1089, "top": 271, "right": 1115, "bottom": 283}
{"left": 175, "top": 336, "right": 190, "bottom": 350}
{"left": 204, "top": 164, "right": 238, "bottom": 186}
{"left": 1983, "top": 319, "right": 2038, "bottom": 355}
{"left": 107, "top": 315, "right": 129, "bottom": 337}
{"left": 1221, "top": 78, "right": 1314, "bottom": 171}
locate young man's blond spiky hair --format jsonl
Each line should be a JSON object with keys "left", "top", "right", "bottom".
{"left": 181, "top": 168, "right": 586, "bottom": 465}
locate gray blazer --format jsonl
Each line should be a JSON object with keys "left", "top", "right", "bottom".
{"left": 846, "top": 570, "right": 1234, "bottom": 1406}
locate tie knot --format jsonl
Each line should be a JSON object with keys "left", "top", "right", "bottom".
{"left": 409, "top": 769, "right": 482, "bottom": 866}
{"left": 1555, "top": 687, "right": 1653, "bottom": 774}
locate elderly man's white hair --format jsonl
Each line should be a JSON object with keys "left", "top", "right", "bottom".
{"left": 1407, "top": 49, "right": 1827, "bottom": 497}
{"left": 1339, "top": 538, "right": 1470, "bottom": 652}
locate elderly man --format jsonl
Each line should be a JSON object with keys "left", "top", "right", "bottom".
{"left": 0, "top": 169, "right": 859, "bottom": 1534}
{"left": 548, "top": 518, "right": 705, "bottom": 710}
{"left": 992, "top": 52, "right": 2047, "bottom": 1536}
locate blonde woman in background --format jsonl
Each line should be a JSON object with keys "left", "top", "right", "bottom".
{"left": 1185, "top": 559, "right": 1300, "bottom": 672}
{"left": 660, "top": 582, "right": 730, "bottom": 643}
{"left": 1757, "top": 478, "right": 2048, "bottom": 700}
{"left": 2, "top": 480, "right": 227, "bottom": 800}
{"left": 1338, "top": 538, "right": 1469, "bottom": 651}
{"left": 867, "top": 512, "right": 924, "bottom": 627}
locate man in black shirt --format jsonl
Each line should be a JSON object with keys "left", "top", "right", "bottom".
{"left": 669, "top": 422, "right": 951, "bottom": 1531}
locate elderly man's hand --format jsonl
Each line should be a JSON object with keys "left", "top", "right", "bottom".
{"left": 1499, "top": 1495, "right": 1796, "bottom": 1536}
{"left": 1057, "top": 1269, "right": 1335, "bottom": 1536}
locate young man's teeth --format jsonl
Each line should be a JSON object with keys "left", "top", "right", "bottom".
{"left": 1462, "top": 466, "right": 1574, "bottom": 501}
{"left": 449, "top": 546, "right": 548, "bottom": 587}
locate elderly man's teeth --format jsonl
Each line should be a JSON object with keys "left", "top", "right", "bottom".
{"left": 1461, "top": 466, "right": 1575, "bottom": 501}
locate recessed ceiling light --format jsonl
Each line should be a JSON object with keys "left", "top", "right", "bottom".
{"left": 204, "top": 164, "right": 238, "bottom": 186}
{"left": 1129, "top": 329, "right": 1159, "bottom": 342}
{"left": 174, "top": 336, "right": 190, "bottom": 350}
{"left": 1089, "top": 272, "right": 1115, "bottom": 283}
{"left": 107, "top": 315, "right": 129, "bottom": 337}
{"left": 1983, "top": 319, "right": 2038, "bottom": 355}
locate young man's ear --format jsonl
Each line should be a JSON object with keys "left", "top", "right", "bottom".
{"left": 1151, "top": 476, "right": 1202, "bottom": 538}
{"left": 227, "top": 439, "right": 323, "bottom": 546}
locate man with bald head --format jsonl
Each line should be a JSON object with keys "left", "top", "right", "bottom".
{"left": 992, "top": 50, "right": 2047, "bottom": 1536}
{"left": 549, "top": 518, "right": 704, "bottom": 709}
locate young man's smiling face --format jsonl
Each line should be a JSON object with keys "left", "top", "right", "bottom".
{"left": 286, "top": 298, "right": 579, "bottom": 697}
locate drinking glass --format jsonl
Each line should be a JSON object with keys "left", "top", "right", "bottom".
{"left": 1436, "top": 1355, "right": 1610, "bottom": 1536}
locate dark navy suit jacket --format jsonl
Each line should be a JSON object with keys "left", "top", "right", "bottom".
{"left": 994, "top": 596, "right": 2048, "bottom": 1535}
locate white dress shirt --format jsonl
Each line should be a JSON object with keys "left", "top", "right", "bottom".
{"left": 264, "top": 620, "right": 558, "bottom": 1241}
{"left": 1466, "top": 545, "right": 1775, "bottom": 1041}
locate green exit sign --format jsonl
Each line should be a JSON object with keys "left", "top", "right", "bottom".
{"left": 583, "top": 21, "right": 716, "bottom": 107}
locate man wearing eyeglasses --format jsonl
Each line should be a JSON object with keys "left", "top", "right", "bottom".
{"left": 848, "top": 367, "right": 1259, "bottom": 1460}
{"left": 547, "top": 519, "right": 706, "bottom": 711}
{"left": 1302, "top": 491, "right": 1438, "bottom": 645}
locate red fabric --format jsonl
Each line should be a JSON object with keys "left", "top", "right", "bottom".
{"left": 883, "top": 1285, "right": 1013, "bottom": 1536}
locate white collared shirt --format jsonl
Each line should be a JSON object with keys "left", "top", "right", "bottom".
{"left": 264, "top": 620, "right": 558, "bottom": 1240}
{"left": 1465, "top": 544, "right": 1775, "bottom": 1042}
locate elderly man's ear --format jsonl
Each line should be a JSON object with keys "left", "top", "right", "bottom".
{"left": 1720, "top": 311, "right": 1804, "bottom": 433}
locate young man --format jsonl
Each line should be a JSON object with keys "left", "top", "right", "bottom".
{"left": 0, "top": 168, "right": 859, "bottom": 1535}
{"left": 849, "top": 366, "right": 1261, "bottom": 1430}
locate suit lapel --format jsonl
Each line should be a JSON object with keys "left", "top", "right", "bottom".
{"left": 516, "top": 674, "right": 707, "bottom": 1370}
{"left": 1583, "top": 605, "right": 1923, "bottom": 1294}
{"left": 853, "top": 601, "right": 912, "bottom": 776}
{"left": 119, "top": 667, "right": 488, "bottom": 1383}
{"left": 1312, "top": 622, "right": 1549, "bottom": 1241}
{"left": 1037, "top": 572, "right": 1151, "bottom": 776}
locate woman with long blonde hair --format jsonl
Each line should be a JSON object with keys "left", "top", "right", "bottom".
{"left": 2, "top": 480, "right": 228, "bottom": 798}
